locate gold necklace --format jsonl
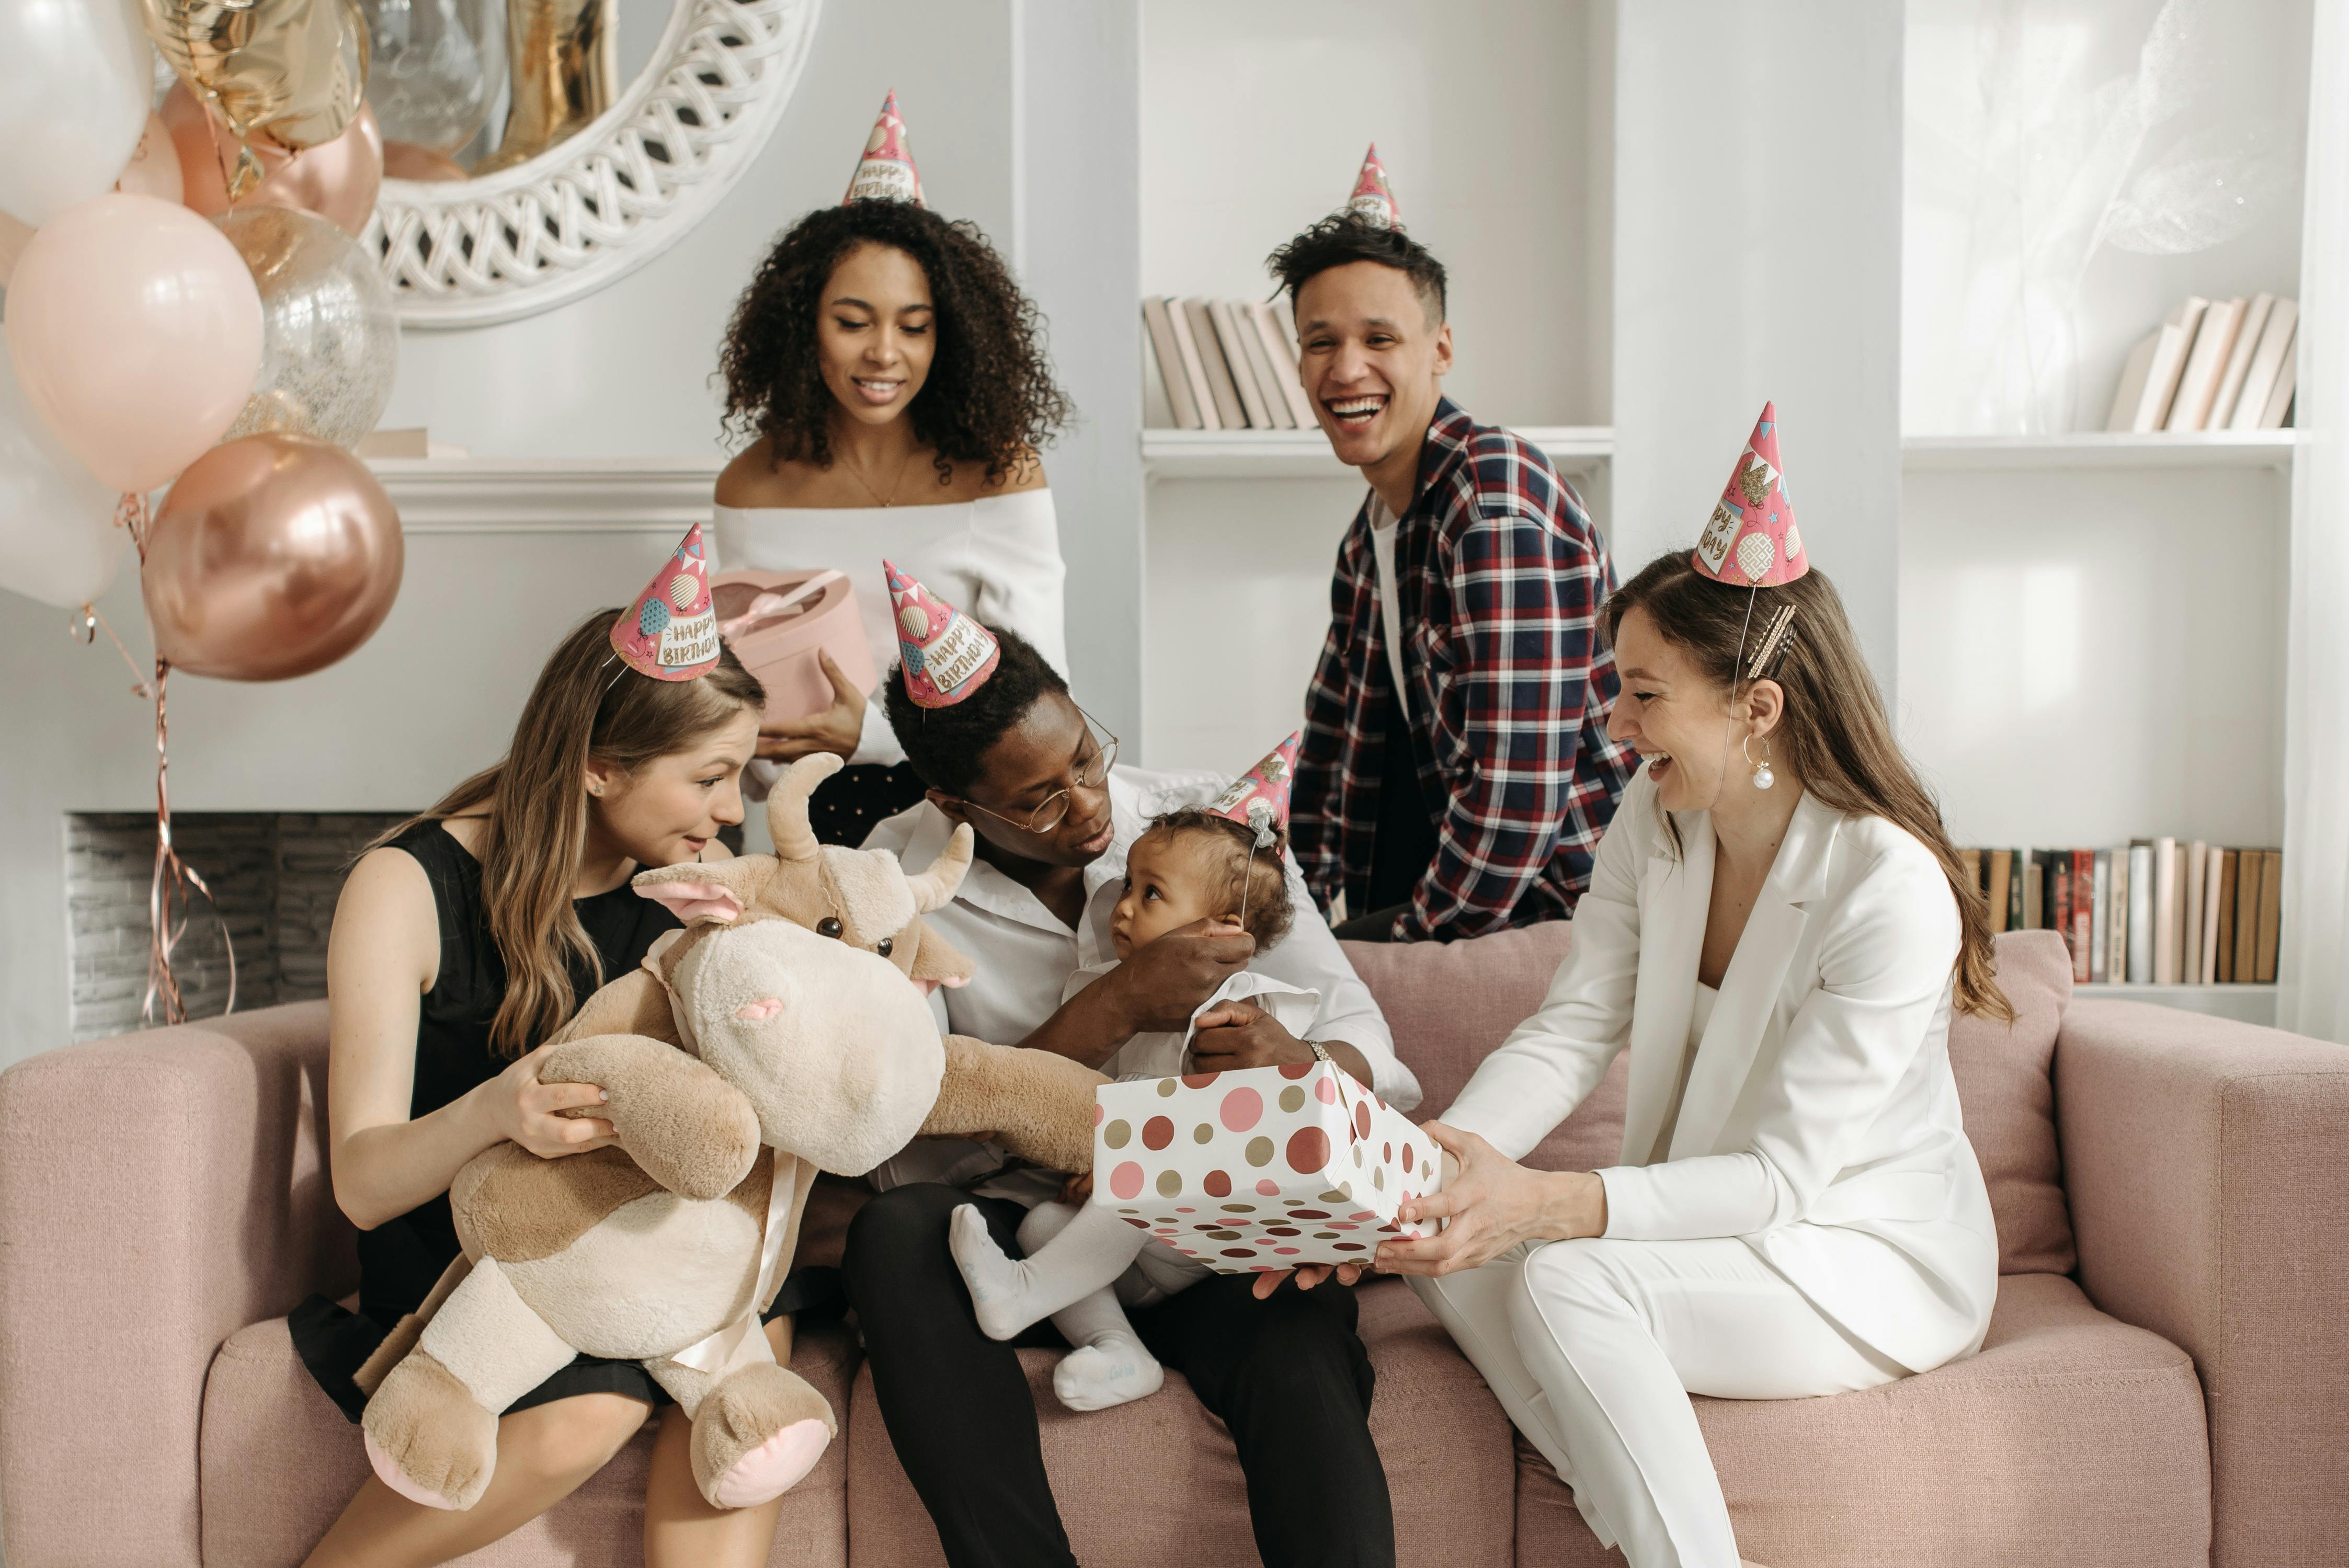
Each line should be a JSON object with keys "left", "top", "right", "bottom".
{"left": 842, "top": 442, "right": 920, "bottom": 508}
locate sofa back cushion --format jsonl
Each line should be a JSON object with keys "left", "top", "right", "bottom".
{"left": 1341, "top": 923, "right": 1628, "bottom": 1174}
{"left": 1948, "top": 930, "right": 2076, "bottom": 1275}
{"left": 1345, "top": 923, "right": 2078, "bottom": 1275}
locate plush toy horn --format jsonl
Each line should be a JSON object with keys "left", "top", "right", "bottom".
{"left": 768, "top": 753, "right": 843, "bottom": 864}
{"left": 905, "top": 825, "right": 975, "bottom": 914}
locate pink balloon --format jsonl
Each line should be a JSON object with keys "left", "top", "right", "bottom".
{"left": 1, "top": 192, "right": 263, "bottom": 494}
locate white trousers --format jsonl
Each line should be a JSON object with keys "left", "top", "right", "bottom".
{"left": 1411, "top": 1237, "right": 1906, "bottom": 1568}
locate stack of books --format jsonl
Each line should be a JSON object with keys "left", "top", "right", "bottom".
{"left": 2105, "top": 293, "right": 2297, "bottom": 433}
{"left": 1141, "top": 297, "right": 1317, "bottom": 431}
{"left": 1962, "top": 843, "right": 2283, "bottom": 986}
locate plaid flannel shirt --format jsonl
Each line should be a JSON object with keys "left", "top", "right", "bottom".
{"left": 1290, "top": 399, "right": 1636, "bottom": 942}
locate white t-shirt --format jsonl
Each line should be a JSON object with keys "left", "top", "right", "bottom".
{"left": 1367, "top": 494, "right": 1411, "bottom": 714}
{"left": 859, "top": 764, "right": 1420, "bottom": 1195}
{"left": 711, "top": 489, "right": 1066, "bottom": 769}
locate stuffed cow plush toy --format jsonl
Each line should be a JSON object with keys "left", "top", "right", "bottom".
{"left": 357, "top": 754, "right": 1105, "bottom": 1513}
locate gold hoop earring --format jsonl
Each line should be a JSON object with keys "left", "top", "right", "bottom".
{"left": 1743, "top": 733, "right": 1775, "bottom": 791}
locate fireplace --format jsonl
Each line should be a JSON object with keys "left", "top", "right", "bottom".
{"left": 65, "top": 813, "right": 406, "bottom": 1044}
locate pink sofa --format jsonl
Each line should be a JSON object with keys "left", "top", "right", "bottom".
{"left": 3, "top": 929, "right": 2343, "bottom": 1566}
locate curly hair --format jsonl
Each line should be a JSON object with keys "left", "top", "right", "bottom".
{"left": 1265, "top": 213, "right": 1449, "bottom": 324}
{"left": 1144, "top": 808, "right": 1294, "bottom": 953}
{"left": 717, "top": 201, "right": 1073, "bottom": 488}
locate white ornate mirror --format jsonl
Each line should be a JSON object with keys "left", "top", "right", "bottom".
{"left": 362, "top": 0, "right": 818, "bottom": 328}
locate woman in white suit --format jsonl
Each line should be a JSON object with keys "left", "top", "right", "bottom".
{"left": 1370, "top": 434, "right": 2010, "bottom": 1568}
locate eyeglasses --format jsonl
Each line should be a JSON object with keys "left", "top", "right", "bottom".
{"left": 958, "top": 708, "right": 1119, "bottom": 835}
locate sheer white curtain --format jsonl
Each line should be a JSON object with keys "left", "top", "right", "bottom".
{"left": 2277, "top": 0, "right": 2349, "bottom": 1041}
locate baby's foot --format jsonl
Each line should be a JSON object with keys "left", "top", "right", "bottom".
{"left": 1053, "top": 1335, "right": 1164, "bottom": 1412}
{"left": 949, "top": 1203, "right": 1045, "bottom": 1341}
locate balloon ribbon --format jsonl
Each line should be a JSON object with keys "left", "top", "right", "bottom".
{"left": 116, "top": 491, "right": 237, "bottom": 1027}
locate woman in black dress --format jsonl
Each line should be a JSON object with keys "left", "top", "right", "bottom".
{"left": 292, "top": 609, "right": 793, "bottom": 1567}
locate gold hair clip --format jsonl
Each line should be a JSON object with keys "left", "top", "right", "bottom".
{"left": 1744, "top": 603, "right": 1798, "bottom": 680}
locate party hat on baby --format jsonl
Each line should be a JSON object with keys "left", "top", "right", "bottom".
{"left": 1692, "top": 402, "right": 1808, "bottom": 588}
{"left": 885, "top": 559, "right": 998, "bottom": 707}
{"left": 1210, "top": 731, "right": 1301, "bottom": 848}
{"left": 613, "top": 522, "right": 721, "bottom": 680}
{"left": 1343, "top": 144, "right": 1401, "bottom": 230}
{"left": 843, "top": 89, "right": 923, "bottom": 207}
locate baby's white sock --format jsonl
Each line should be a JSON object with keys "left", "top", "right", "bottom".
{"left": 949, "top": 1201, "right": 1147, "bottom": 1342}
{"left": 1048, "top": 1288, "right": 1164, "bottom": 1412}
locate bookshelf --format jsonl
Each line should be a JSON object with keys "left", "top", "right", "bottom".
{"left": 1900, "top": 432, "right": 2298, "bottom": 473}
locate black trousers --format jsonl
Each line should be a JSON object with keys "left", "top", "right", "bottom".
{"left": 844, "top": 1184, "right": 1396, "bottom": 1568}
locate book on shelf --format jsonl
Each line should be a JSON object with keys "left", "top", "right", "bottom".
{"left": 2209, "top": 293, "right": 2275, "bottom": 428}
{"left": 1249, "top": 300, "right": 1317, "bottom": 427}
{"left": 1144, "top": 295, "right": 1325, "bottom": 431}
{"left": 2107, "top": 297, "right": 2207, "bottom": 432}
{"left": 1967, "top": 839, "right": 2282, "bottom": 988}
{"left": 2105, "top": 293, "right": 2297, "bottom": 434}
{"left": 1180, "top": 298, "right": 1249, "bottom": 429}
{"left": 2229, "top": 297, "right": 2298, "bottom": 432}
{"left": 1156, "top": 299, "right": 1221, "bottom": 431}
{"left": 1209, "top": 299, "right": 1279, "bottom": 430}
{"left": 2166, "top": 297, "right": 2245, "bottom": 431}
{"left": 1141, "top": 299, "right": 1203, "bottom": 429}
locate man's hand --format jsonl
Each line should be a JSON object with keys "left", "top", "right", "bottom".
{"left": 1193, "top": 1000, "right": 1376, "bottom": 1088}
{"left": 1103, "top": 918, "right": 1253, "bottom": 1032}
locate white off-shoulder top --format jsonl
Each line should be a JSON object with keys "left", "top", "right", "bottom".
{"left": 710, "top": 488, "right": 1067, "bottom": 769}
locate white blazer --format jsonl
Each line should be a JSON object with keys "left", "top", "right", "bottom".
{"left": 1442, "top": 768, "right": 2000, "bottom": 1373}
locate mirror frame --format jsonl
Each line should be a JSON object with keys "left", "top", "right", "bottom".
{"left": 364, "top": 0, "right": 819, "bottom": 329}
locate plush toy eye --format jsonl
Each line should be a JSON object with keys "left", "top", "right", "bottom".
{"left": 875, "top": 936, "right": 894, "bottom": 958}
{"left": 817, "top": 917, "right": 843, "bottom": 939}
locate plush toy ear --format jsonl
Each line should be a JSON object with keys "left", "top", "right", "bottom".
{"left": 633, "top": 859, "right": 768, "bottom": 924}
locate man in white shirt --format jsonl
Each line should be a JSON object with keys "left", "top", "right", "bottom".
{"left": 849, "top": 623, "right": 1414, "bottom": 1568}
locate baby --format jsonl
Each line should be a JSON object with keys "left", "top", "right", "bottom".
{"left": 948, "top": 806, "right": 1316, "bottom": 1412}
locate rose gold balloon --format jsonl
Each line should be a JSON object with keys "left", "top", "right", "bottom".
{"left": 114, "top": 113, "right": 184, "bottom": 203}
{"left": 144, "top": 433, "right": 404, "bottom": 681}
{"left": 165, "top": 84, "right": 382, "bottom": 237}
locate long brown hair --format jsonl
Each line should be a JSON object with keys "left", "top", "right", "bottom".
{"left": 1605, "top": 552, "right": 2012, "bottom": 1023}
{"left": 385, "top": 610, "right": 767, "bottom": 1056}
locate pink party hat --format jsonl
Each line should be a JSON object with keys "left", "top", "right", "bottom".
{"left": 843, "top": 89, "right": 923, "bottom": 207}
{"left": 885, "top": 559, "right": 998, "bottom": 707}
{"left": 1692, "top": 403, "right": 1809, "bottom": 588}
{"left": 1210, "top": 731, "right": 1301, "bottom": 848}
{"left": 613, "top": 523, "right": 721, "bottom": 680}
{"left": 1344, "top": 144, "right": 1401, "bottom": 230}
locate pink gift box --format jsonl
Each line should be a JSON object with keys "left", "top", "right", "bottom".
{"left": 1089, "top": 1061, "right": 1443, "bottom": 1274}
{"left": 710, "top": 569, "right": 876, "bottom": 727}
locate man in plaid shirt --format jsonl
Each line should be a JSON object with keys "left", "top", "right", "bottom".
{"left": 1269, "top": 214, "right": 1635, "bottom": 943}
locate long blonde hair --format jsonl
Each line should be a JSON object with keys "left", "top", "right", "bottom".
{"left": 386, "top": 609, "right": 766, "bottom": 1056}
{"left": 1606, "top": 553, "right": 2013, "bottom": 1023}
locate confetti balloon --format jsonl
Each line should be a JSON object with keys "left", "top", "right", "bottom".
{"left": 216, "top": 205, "right": 398, "bottom": 449}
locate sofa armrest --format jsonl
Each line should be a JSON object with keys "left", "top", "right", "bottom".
{"left": 2055, "top": 998, "right": 2349, "bottom": 1568}
{"left": 0, "top": 1001, "right": 352, "bottom": 1568}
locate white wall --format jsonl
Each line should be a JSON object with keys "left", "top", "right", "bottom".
{"left": 1137, "top": 0, "right": 1612, "bottom": 770}
{"left": 1897, "top": 464, "right": 2289, "bottom": 847}
{"left": 1613, "top": 1, "right": 1906, "bottom": 680}
{"left": 1904, "top": 0, "right": 2311, "bottom": 435}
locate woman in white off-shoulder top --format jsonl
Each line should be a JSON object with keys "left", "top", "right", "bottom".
{"left": 712, "top": 193, "right": 1072, "bottom": 844}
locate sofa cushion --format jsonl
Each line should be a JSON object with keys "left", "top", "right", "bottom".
{"left": 844, "top": 1276, "right": 1515, "bottom": 1568}
{"left": 1349, "top": 923, "right": 2079, "bottom": 1274}
{"left": 1341, "top": 924, "right": 1629, "bottom": 1173}
{"left": 1513, "top": 1272, "right": 2208, "bottom": 1567}
{"left": 198, "top": 1314, "right": 858, "bottom": 1567}
{"left": 1949, "top": 930, "right": 2077, "bottom": 1274}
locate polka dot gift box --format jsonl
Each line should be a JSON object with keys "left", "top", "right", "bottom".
{"left": 1090, "top": 1060, "right": 1444, "bottom": 1273}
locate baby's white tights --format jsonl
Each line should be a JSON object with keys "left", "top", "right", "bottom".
{"left": 950, "top": 1200, "right": 1167, "bottom": 1411}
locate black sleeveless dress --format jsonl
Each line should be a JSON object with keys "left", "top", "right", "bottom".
{"left": 291, "top": 821, "right": 809, "bottom": 1421}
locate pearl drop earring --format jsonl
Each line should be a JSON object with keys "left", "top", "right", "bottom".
{"left": 1744, "top": 734, "right": 1775, "bottom": 791}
